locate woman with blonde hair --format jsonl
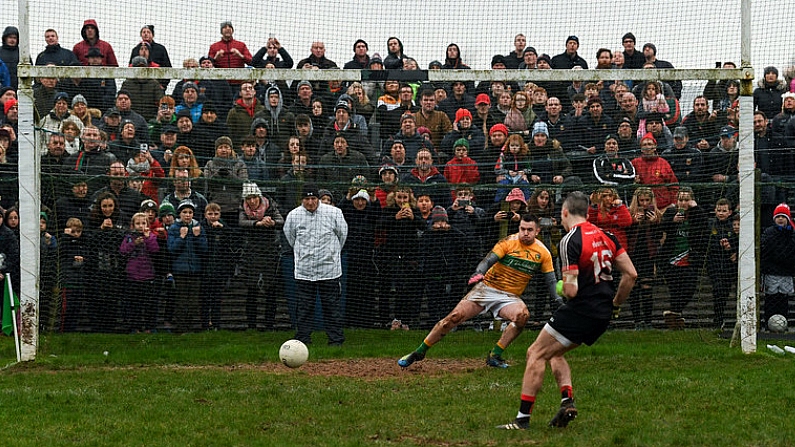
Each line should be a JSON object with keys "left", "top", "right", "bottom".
{"left": 627, "top": 187, "right": 662, "bottom": 329}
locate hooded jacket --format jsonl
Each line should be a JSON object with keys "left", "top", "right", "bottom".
{"left": 73, "top": 19, "right": 119, "bottom": 66}
{"left": 384, "top": 37, "right": 407, "bottom": 70}
{"left": 255, "top": 85, "right": 295, "bottom": 149}
{"left": 0, "top": 27, "right": 20, "bottom": 89}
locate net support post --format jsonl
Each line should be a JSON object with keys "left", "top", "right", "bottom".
{"left": 17, "top": 0, "right": 39, "bottom": 361}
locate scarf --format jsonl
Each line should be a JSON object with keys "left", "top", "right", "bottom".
{"left": 244, "top": 196, "right": 270, "bottom": 221}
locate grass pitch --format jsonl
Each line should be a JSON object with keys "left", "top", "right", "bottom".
{"left": 0, "top": 329, "right": 792, "bottom": 446}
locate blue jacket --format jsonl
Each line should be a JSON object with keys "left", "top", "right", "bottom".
{"left": 167, "top": 219, "right": 207, "bottom": 274}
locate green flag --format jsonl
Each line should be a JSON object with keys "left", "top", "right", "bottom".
{"left": 2, "top": 275, "right": 19, "bottom": 336}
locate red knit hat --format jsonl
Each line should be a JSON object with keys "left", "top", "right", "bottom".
{"left": 640, "top": 132, "right": 657, "bottom": 145}
{"left": 489, "top": 123, "right": 509, "bottom": 137}
{"left": 773, "top": 203, "right": 792, "bottom": 223}
{"left": 3, "top": 98, "right": 17, "bottom": 116}
{"left": 454, "top": 108, "right": 472, "bottom": 123}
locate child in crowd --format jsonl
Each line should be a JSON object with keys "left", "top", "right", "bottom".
{"left": 59, "top": 218, "right": 88, "bottom": 332}
{"left": 39, "top": 211, "right": 58, "bottom": 332}
{"left": 119, "top": 212, "right": 160, "bottom": 333}
{"left": 760, "top": 203, "right": 795, "bottom": 330}
{"left": 200, "top": 202, "right": 232, "bottom": 330}
{"left": 167, "top": 200, "right": 207, "bottom": 333}
{"left": 706, "top": 198, "right": 737, "bottom": 328}
{"left": 443, "top": 138, "right": 480, "bottom": 193}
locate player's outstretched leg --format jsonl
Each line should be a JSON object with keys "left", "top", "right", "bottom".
{"left": 397, "top": 351, "right": 425, "bottom": 368}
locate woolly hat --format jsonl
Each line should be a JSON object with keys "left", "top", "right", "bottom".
{"left": 622, "top": 32, "right": 636, "bottom": 43}
{"left": 489, "top": 123, "right": 509, "bottom": 137}
{"left": 431, "top": 205, "right": 448, "bottom": 223}
{"left": 505, "top": 188, "right": 527, "bottom": 205}
{"left": 351, "top": 175, "right": 368, "bottom": 186}
{"left": 220, "top": 21, "right": 233, "bottom": 32}
{"left": 537, "top": 54, "right": 551, "bottom": 65}
{"left": 454, "top": 108, "right": 472, "bottom": 123}
{"left": 417, "top": 126, "right": 431, "bottom": 136}
{"left": 379, "top": 164, "right": 398, "bottom": 176}
{"left": 158, "top": 201, "right": 176, "bottom": 217}
{"left": 454, "top": 138, "right": 469, "bottom": 149}
{"left": 131, "top": 56, "right": 148, "bottom": 67}
{"left": 531, "top": 122, "right": 549, "bottom": 138}
{"left": 296, "top": 80, "right": 313, "bottom": 90}
{"left": 3, "top": 98, "right": 17, "bottom": 115}
{"left": 352, "top": 189, "right": 370, "bottom": 201}
{"left": 140, "top": 199, "right": 157, "bottom": 213}
{"left": 774, "top": 203, "right": 792, "bottom": 224}
{"left": 640, "top": 133, "right": 657, "bottom": 145}
{"left": 177, "top": 199, "right": 195, "bottom": 213}
{"left": 241, "top": 181, "right": 262, "bottom": 198}
{"left": 302, "top": 183, "right": 320, "bottom": 198}
{"left": 71, "top": 94, "right": 87, "bottom": 107}
{"left": 54, "top": 92, "right": 69, "bottom": 104}
{"left": 182, "top": 82, "right": 198, "bottom": 92}
{"left": 566, "top": 35, "right": 579, "bottom": 45}
{"left": 215, "top": 136, "right": 233, "bottom": 149}
{"left": 318, "top": 189, "right": 334, "bottom": 202}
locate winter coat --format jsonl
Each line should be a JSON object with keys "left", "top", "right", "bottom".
{"left": 167, "top": 219, "right": 208, "bottom": 274}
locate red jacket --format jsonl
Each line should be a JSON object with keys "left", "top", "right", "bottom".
{"left": 631, "top": 155, "right": 679, "bottom": 209}
{"left": 444, "top": 156, "right": 480, "bottom": 184}
{"left": 73, "top": 19, "right": 118, "bottom": 66}
{"left": 587, "top": 204, "right": 633, "bottom": 250}
{"left": 208, "top": 39, "right": 252, "bottom": 68}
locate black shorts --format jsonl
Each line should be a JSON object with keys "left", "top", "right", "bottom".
{"left": 547, "top": 305, "right": 610, "bottom": 346}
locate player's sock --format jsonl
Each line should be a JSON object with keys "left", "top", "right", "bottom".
{"left": 491, "top": 341, "right": 506, "bottom": 357}
{"left": 516, "top": 394, "right": 535, "bottom": 419}
{"left": 416, "top": 339, "right": 433, "bottom": 355}
{"left": 560, "top": 385, "right": 573, "bottom": 401}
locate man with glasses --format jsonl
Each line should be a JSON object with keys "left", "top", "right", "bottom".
{"left": 621, "top": 32, "right": 645, "bottom": 69}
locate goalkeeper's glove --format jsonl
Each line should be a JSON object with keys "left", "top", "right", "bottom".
{"left": 612, "top": 305, "right": 621, "bottom": 320}
{"left": 468, "top": 273, "right": 484, "bottom": 286}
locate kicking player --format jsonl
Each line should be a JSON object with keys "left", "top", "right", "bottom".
{"left": 397, "top": 213, "right": 560, "bottom": 369}
{"left": 497, "top": 190, "right": 637, "bottom": 430}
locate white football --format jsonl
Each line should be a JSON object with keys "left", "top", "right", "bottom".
{"left": 768, "top": 314, "right": 788, "bottom": 333}
{"left": 279, "top": 339, "right": 309, "bottom": 368}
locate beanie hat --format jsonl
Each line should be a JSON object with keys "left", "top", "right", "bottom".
{"left": 505, "top": 188, "right": 527, "bottom": 205}
{"left": 177, "top": 199, "right": 195, "bottom": 213}
{"left": 379, "top": 164, "right": 398, "bottom": 176}
{"left": 537, "top": 54, "right": 551, "bottom": 65}
{"left": 417, "top": 126, "right": 431, "bottom": 136}
{"left": 318, "top": 189, "right": 334, "bottom": 202}
{"left": 220, "top": 21, "right": 233, "bottom": 32}
{"left": 351, "top": 175, "right": 368, "bottom": 186}
{"left": 431, "top": 205, "right": 448, "bottom": 223}
{"left": 773, "top": 203, "right": 792, "bottom": 224}
{"left": 640, "top": 133, "right": 657, "bottom": 145}
{"left": 296, "top": 80, "right": 313, "bottom": 90}
{"left": 352, "top": 189, "right": 370, "bottom": 201}
{"left": 182, "top": 82, "right": 198, "bottom": 92}
{"left": 454, "top": 108, "right": 473, "bottom": 123}
{"left": 3, "top": 98, "right": 17, "bottom": 115}
{"left": 454, "top": 138, "right": 469, "bottom": 149}
{"left": 140, "top": 199, "right": 157, "bottom": 213}
{"left": 215, "top": 136, "right": 233, "bottom": 149}
{"left": 54, "top": 92, "right": 69, "bottom": 104}
{"left": 764, "top": 66, "right": 778, "bottom": 76}
{"left": 566, "top": 35, "right": 579, "bottom": 45}
{"left": 241, "top": 181, "right": 262, "bottom": 198}
{"left": 71, "top": 94, "right": 87, "bottom": 107}
{"left": 131, "top": 56, "right": 148, "bottom": 67}
{"left": 489, "top": 123, "right": 509, "bottom": 137}
{"left": 622, "top": 32, "right": 636, "bottom": 43}
{"left": 531, "top": 122, "right": 549, "bottom": 138}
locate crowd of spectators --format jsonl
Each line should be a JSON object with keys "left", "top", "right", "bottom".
{"left": 0, "top": 23, "right": 791, "bottom": 333}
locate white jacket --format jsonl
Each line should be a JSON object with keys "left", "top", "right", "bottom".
{"left": 284, "top": 203, "right": 348, "bottom": 281}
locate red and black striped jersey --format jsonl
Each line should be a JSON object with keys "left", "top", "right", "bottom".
{"left": 559, "top": 221, "right": 626, "bottom": 319}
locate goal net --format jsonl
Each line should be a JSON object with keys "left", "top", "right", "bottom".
{"left": 2, "top": 0, "right": 793, "bottom": 360}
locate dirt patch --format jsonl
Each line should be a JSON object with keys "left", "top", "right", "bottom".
{"left": 255, "top": 358, "right": 487, "bottom": 379}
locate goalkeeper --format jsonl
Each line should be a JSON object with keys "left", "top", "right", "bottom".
{"left": 397, "top": 213, "right": 560, "bottom": 369}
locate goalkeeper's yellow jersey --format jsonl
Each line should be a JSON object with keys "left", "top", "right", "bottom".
{"left": 483, "top": 234, "right": 554, "bottom": 296}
